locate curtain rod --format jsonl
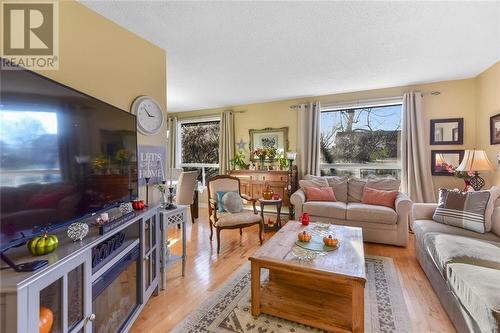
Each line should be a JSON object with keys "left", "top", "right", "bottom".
{"left": 168, "top": 109, "right": 246, "bottom": 120}
{"left": 289, "top": 90, "right": 440, "bottom": 110}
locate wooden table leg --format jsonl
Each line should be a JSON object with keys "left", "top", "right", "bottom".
{"left": 351, "top": 281, "right": 364, "bottom": 333}
{"left": 251, "top": 261, "right": 261, "bottom": 316}
{"left": 276, "top": 201, "right": 282, "bottom": 228}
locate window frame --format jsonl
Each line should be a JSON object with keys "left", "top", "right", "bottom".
{"left": 175, "top": 116, "right": 221, "bottom": 186}
{"left": 319, "top": 99, "right": 403, "bottom": 179}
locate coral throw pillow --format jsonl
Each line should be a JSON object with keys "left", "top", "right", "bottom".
{"left": 304, "top": 187, "right": 336, "bottom": 202}
{"left": 361, "top": 187, "right": 398, "bottom": 209}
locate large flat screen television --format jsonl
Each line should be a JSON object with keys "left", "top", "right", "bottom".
{"left": 0, "top": 64, "right": 138, "bottom": 251}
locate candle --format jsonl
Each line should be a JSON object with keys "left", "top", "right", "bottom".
{"left": 146, "top": 154, "right": 150, "bottom": 178}
{"left": 169, "top": 164, "right": 173, "bottom": 187}
{"left": 159, "top": 157, "right": 165, "bottom": 182}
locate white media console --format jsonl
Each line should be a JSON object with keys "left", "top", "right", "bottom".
{"left": 0, "top": 205, "right": 161, "bottom": 333}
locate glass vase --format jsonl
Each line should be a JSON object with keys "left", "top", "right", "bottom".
{"left": 259, "top": 158, "right": 266, "bottom": 170}
{"left": 160, "top": 192, "right": 168, "bottom": 208}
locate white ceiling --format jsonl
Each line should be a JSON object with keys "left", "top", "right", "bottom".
{"left": 81, "top": 1, "right": 500, "bottom": 112}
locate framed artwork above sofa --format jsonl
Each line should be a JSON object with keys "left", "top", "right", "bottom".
{"left": 490, "top": 113, "right": 500, "bottom": 145}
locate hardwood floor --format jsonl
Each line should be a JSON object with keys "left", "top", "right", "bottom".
{"left": 131, "top": 209, "right": 456, "bottom": 333}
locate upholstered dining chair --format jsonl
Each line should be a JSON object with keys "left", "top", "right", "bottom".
{"left": 168, "top": 168, "right": 183, "bottom": 182}
{"left": 207, "top": 175, "right": 263, "bottom": 254}
{"left": 175, "top": 171, "right": 199, "bottom": 223}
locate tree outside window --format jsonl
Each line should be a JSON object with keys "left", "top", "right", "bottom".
{"left": 320, "top": 105, "right": 402, "bottom": 179}
{"left": 178, "top": 119, "right": 220, "bottom": 186}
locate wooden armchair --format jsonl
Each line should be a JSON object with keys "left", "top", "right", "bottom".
{"left": 207, "top": 175, "right": 263, "bottom": 254}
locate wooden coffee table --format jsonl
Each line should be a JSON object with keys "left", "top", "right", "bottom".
{"left": 249, "top": 221, "right": 366, "bottom": 333}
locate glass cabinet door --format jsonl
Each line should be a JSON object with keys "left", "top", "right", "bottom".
{"left": 142, "top": 214, "right": 159, "bottom": 300}
{"left": 67, "top": 265, "right": 84, "bottom": 331}
{"left": 39, "top": 278, "right": 63, "bottom": 333}
{"left": 28, "top": 251, "right": 91, "bottom": 333}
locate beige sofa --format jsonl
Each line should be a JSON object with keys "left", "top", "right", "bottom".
{"left": 412, "top": 189, "right": 500, "bottom": 333}
{"left": 290, "top": 175, "right": 412, "bottom": 246}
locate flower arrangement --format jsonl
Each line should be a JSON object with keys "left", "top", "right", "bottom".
{"left": 154, "top": 183, "right": 167, "bottom": 194}
{"left": 253, "top": 148, "right": 268, "bottom": 161}
{"left": 91, "top": 155, "right": 107, "bottom": 170}
{"left": 440, "top": 162, "right": 474, "bottom": 191}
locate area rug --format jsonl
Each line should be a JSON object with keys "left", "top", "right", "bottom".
{"left": 172, "top": 255, "right": 412, "bottom": 333}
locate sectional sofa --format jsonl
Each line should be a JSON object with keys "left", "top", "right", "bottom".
{"left": 412, "top": 187, "right": 500, "bottom": 333}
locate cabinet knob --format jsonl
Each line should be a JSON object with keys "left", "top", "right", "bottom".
{"left": 88, "top": 313, "right": 96, "bottom": 322}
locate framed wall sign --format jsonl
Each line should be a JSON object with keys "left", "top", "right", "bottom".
{"left": 249, "top": 127, "right": 289, "bottom": 161}
{"left": 490, "top": 113, "right": 500, "bottom": 145}
{"left": 430, "top": 118, "right": 463, "bottom": 145}
{"left": 137, "top": 145, "right": 166, "bottom": 185}
{"left": 431, "top": 150, "right": 464, "bottom": 176}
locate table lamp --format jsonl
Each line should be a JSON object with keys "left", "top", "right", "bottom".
{"left": 455, "top": 149, "right": 496, "bottom": 191}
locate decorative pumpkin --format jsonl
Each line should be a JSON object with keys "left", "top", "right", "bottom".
{"left": 39, "top": 306, "right": 54, "bottom": 333}
{"left": 132, "top": 200, "right": 146, "bottom": 210}
{"left": 298, "top": 231, "right": 312, "bottom": 242}
{"left": 28, "top": 233, "right": 58, "bottom": 256}
{"left": 323, "top": 235, "right": 339, "bottom": 247}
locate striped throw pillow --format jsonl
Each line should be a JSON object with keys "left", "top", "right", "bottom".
{"left": 433, "top": 189, "right": 491, "bottom": 233}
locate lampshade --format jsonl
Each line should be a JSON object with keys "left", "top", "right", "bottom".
{"left": 286, "top": 151, "right": 297, "bottom": 160}
{"left": 455, "top": 150, "right": 496, "bottom": 172}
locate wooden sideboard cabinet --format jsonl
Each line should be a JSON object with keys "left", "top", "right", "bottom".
{"left": 229, "top": 169, "right": 297, "bottom": 206}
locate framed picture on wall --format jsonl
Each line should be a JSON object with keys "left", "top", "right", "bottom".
{"left": 431, "top": 150, "right": 464, "bottom": 176}
{"left": 490, "top": 113, "right": 500, "bottom": 145}
{"left": 249, "top": 127, "right": 289, "bottom": 161}
{"left": 430, "top": 118, "right": 463, "bottom": 145}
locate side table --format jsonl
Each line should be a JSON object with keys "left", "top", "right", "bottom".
{"left": 258, "top": 198, "right": 283, "bottom": 232}
{"left": 158, "top": 205, "right": 188, "bottom": 290}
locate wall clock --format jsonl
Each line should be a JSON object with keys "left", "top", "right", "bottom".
{"left": 131, "top": 96, "right": 164, "bottom": 135}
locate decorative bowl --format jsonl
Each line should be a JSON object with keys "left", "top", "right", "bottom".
{"left": 262, "top": 188, "right": 274, "bottom": 200}
{"left": 291, "top": 246, "right": 317, "bottom": 262}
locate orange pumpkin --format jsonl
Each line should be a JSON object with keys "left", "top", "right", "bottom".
{"left": 298, "top": 231, "right": 312, "bottom": 242}
{"left": 39, "top": 306, "right": 53, "bottom": 333}
{"left": 323, "top": 235, "right": 338, "bottom": 247}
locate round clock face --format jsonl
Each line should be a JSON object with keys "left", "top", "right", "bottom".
{"left": 131, "top": 96, "right": 164, "bottom": 135}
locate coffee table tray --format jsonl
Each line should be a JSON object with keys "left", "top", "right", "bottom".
{"left": 295, "top": 236, "right": 339, "bottom": 251}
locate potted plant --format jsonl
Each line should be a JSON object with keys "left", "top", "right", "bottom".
{"left": 277, "top": 152, "right": 289, "bottom": 170}
{"left": 230, "top": 151, "right": 248, "bottom": 170}
{"left": 266, "top": 147, "right": 277, "bottom": 170}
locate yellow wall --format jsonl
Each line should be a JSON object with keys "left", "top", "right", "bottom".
{"left": 172, "top": 77, "right": 483, "bottom": 198}
{"left": 34, "top": 1, "right": 167, "bottom": 202}
{"left": 476, "top": 62, "right": 500, "bottom": 187}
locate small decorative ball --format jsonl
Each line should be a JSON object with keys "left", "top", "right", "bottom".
{"left": 67, "top": 222, "right": 89, "bottom": 242}
{"left": 119, "top": 202, "right": 133, "bottom": 214}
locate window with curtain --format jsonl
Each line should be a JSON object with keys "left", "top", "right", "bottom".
{"left": 176, "top": 117, "right": 220, "bottom": 186}
{"left": 320, "top": 104, "right": 402, "bottom": 179}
